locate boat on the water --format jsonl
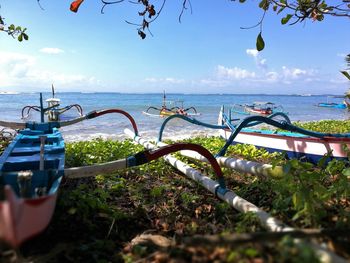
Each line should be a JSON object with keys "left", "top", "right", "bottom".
{"left": 316, "top": 96, "right": 347, "bottom": 109}
{"left": 317, "top": 102, "right": 346, "bottom": 109}
{"left": 217, "top": 106, "right": 350, "bottom": 164}
{"left": 142, "top": 91, "right": 200, "bottom": 118}
{"left": 232, "top": 102, "right": 285, "bottom": 116}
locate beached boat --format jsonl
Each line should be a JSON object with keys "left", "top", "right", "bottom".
{"left": 0, "top": 122, "right": 65, "bottom": 247}
{"left": 217, "top": 106, "right": 350, "bottom": 164}
{"left": 232, "top": 102, "right": 285, "bottom": 116}
{"left": 0, "top": 92, "right": 220, "bottom": 247}
{"left": 154, "top": 107, "right": 350, "bottom": 164}
{"left": 142, "top": 91, "right": 200, "bottom": 118}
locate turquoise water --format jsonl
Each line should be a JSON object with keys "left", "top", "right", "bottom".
{"left": 0, "top": 92, "right": 348, "bottom": 142}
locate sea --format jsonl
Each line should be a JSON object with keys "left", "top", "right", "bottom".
{"left": 0, "top": 92, "right": 349, "bottom": 142}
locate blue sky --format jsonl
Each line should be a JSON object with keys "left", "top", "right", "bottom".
{"left": 0, "top": 0, "right": 349, "bottom": 94}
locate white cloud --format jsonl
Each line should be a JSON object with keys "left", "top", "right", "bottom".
{"left": 195, "top": 64, "right": 324, "bottom": 93}
{"left": 265, "top": 71, "right": 279, "bottom": 82}
{"left": 281, "top": 66, "right": 315, "bottom": 79}
{"left": 216, "top": 65, "right": 256, "bottom": 80}
{"left": 246, "top": 49, "right": 259, "bottom": 57}
{"left": 0, "top": 51, "right": 100, "bottom": 90}
{"left": 39, "top": 47, "right": 64, "bottom": 54}
{"left": 246, "top": 48, "right": 268, "bottom": 70}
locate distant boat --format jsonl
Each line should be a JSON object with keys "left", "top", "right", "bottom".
{"left": 316, "top": 96, "right": 346, "bottom": 109}
{"left": 142, "top": 91, "right": 200, "bottom": 118}
{"left": 232, "top": 102, "right": 286, "bottom": 116}
{"left": 317, "top": 102, "right": 346, "bottom": 109}
{"left": 0, "top": 91, "right": 19, "bottom": 95}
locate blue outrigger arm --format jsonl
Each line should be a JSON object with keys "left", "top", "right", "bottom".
{"left": 158, "top": 114, "right": 227, "bottom": 142}
{"left": 157, "top": 110, "right": 291, "bottom": 145}
{"left": 217, "top": 111, "right": 350, "bottom": 157}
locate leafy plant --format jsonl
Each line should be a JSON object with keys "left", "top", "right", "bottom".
{"left": 287, "top": 120, "right": 350, "bottom": 134}
{"left": 276, "top": 235, "right": 320, "bottom": 263}
{"left": 0, "top": 18, "right": 28, "bottom": 42}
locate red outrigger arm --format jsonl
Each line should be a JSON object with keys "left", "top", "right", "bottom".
{"left": 65, "top": 143, "right": 225, "bottom": 189}
{"left": 59, "top": 108, "right": 139, "bottom": 136}
{"left": 86, "top": 109, "right": 139, "bottom": 136}
{"left": 129, "top": 143, "right": 224, "bottom": 182}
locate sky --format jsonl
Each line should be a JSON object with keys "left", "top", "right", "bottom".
{"left": 0, "top": 0, "right": 349, "bottom": 94}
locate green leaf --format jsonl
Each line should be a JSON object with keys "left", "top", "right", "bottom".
{"left": 18, "top": 34, "right": 23, "bottom": 42}
{"left": 281, "top": 14, "right": 293, "bottom": 25}
{"left": 277, "top": 6, "right": 286, "bottom": 14}
{"left": 256, "top": 32, "right": 265, "bottom": 51}
{"left": 23, "top": 33, "right": 29, "bottom": 41}
{"left": 259, "top": 0, "right": 269, "bottom": 10}
{"left": 341, "top": 70, "right": 350, "bottom": 80}
{"left": 342, "top": 168, "right": 350, "bottom": 177}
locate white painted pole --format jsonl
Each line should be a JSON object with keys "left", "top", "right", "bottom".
{"left": 65, "top": 159, "right": 127, "bottom": 179}
{"left": 124, "top": 128, "right": 346, "bottom": 263}
{"left": 159, "top": 145, "right": 285, "bottom": 178}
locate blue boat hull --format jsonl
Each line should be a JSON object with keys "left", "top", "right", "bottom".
{"left": 0, "top": 127, "right": 65, "bottom": 246}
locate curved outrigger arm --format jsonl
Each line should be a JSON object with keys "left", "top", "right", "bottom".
{"left": 0, "top": 108, "right": 139, "bottom": 136}
{"left": 64, "top": 142, "right": 226, "bottom": 189}
{"left": 21, "top": 104, "right": 83, "bottom": 120}
{"left": 183, "top": 106, "right": 198, "bottom": 114}
{"left": 0, "top": 120, "right": 26, "bottom": 130}
{"left": 146, "top": 106, "right": 173, "bottom": 113}
{"left": 57, "top": 104, "right": 83, "bottom": 116}
{"left": 217, "top": 113, "right": 350, "bottom": 157}
{"left": 158, "top": 114, "right": 227, "bottom": 142}
{"left": 21, "top": 106, "right": 41, "bottom": 119}
{"left": 230, "top": 112, "right": 292, "bottom": 128}
{"left": 59, "top": 108, "right": 139, "bottom": 136}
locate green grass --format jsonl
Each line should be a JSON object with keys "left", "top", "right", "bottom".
{"left": 1, "top": 120, "right": 350, "bottom": 262}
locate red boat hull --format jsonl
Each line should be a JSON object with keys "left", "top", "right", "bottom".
{"left": 0, "top": 186, "right": 57, "bottom": 247}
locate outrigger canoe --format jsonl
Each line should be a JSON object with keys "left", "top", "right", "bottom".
{"left": 154, "top": 108, "right": 350, "bottom": 164}
{"left": 142, "top": 91, "right": 200, "bottom": 118}
{"left": 232, "top": 102, "right": 285, "bottom": 116}
{"left": 218, "top": 106, "right": 350, "bottom": 164}
{"left": 317, "top": 102, "right": 346, "bottom": 109}
{"left": 316, "top": 96, "right": 347, "bottom": 109}
{"left": 0, "top": 92, "right": 221, "bottom": 247}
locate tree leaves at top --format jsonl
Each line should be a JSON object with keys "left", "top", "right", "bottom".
{"left": 1, "top": 0, "right": 350, "bottom": 45}
{"left": 236, "top": 0, "right": 350, "bottom": 51}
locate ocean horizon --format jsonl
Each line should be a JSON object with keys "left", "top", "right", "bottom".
{"left": 0, "top": 90, "right": 347, "bottom": 96}
{"left": 1, "top": 92, "right": 349, "bottom": 142}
